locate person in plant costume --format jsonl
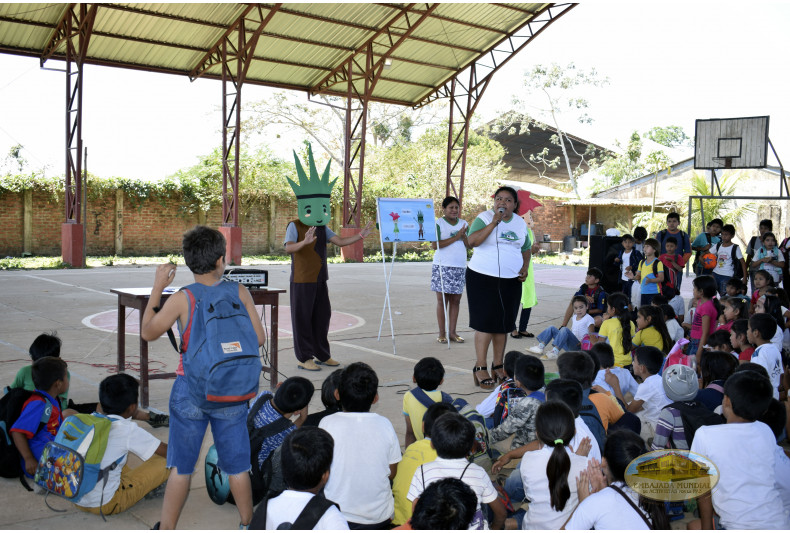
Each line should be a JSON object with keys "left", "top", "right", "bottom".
{"left": 284, "top": 144, "right": 373, "bottom": 371}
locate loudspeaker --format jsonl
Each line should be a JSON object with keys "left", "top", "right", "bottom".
{"left": 589, "top": 235, "right": 624, "bottom": 294}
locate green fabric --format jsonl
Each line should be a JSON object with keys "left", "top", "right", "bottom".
{"left": 467, "top": 215, "right": 487, "bottom": 235}
{"left": 12, "top": 365, "right": 70, "bottom": 411}
{"left": 521, "top": 227, "right": 532, "bottom": 252}
{"left": 67, "top": 414, "right": 113, "bottom": 464}
{"left": 520, "top": 228, "right": 537, "bottom": 308}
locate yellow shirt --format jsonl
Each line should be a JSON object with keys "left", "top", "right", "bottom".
{"left": 599, "top": 317, "right": 636, "bottom": 367}
{"left": 403, "top": 389, "right": 445, "bottom": 441}
{"left": 633, "top": 325, "right": 664, "bottom": 351}
{"left": 392, "top": 439, "right": 437, "bottom": 526}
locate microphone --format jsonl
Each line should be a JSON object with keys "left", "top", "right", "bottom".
{"left": 497, "top": 207, "right": 505, "bottom": 214}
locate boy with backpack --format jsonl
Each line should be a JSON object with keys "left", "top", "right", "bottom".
{"left": 250, "top": 426, "right": 348, "bottom": 530}
{"left": 560, "top": 268, "right": 608, "bottom": 329}
{"left": 403, "top": 357, "right": 449, "bottom": 446}
{"left": 489, "top": 354, "right": 545, "bottom": 451}
{"left": 9, "top": 357, "right": 72, "bottom": 478}
{"left": 613, "top": 234, "right": 643, "bottom": 302}
{"left": 650, "top": 364, "right": 723, "bottom": 450}
{"left": 655, "top": 212, "right": 691, "bottom": 290}
{"left": 318, "top": 362, "right": 401, "bottom": 529}
{"left": 140, "top": 225, "right": 267, "bottom": 530}
{"left": 692, "top": 218, "right": 723, "bottom": 275}
{"left": 73, "top": 374, "right": 168, "bottom": 515}
{"left": 658, "top": 236, "right": 685, "bottom": 292}
{"left": 711, "top": 224, "right": 748, "bottom": 296}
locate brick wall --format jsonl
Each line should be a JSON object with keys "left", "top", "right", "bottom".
{"left": 0, "top": 191, "right": 24, "bottom": 255}
{"left": 529, "top": 198, "right": 593, "bottom": 241}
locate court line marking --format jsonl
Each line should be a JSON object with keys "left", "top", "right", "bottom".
{"left": 332, "top": 340, "right": 468, "bottom": 373}
{"left": 23, "top": 274, "right": 115, "bottom": 297}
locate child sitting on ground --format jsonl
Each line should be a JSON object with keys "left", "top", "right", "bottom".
{"left": 319, "top": 362, "right": 401, "bottom": 529}
{"left": 758, "top": 399, "right": 790, "bottom": 517}
{"left": 407, "top": 412, "right": 506, "bottom": 530}
{"left": 11, "top": 332, "right": 169, "bottom": 427}
{"left": 403, "top": 357, "right": 448, "bottom": 446}
{"left": 755, "top": 292, "right": 787, "bottom": 352}
{"left": 489, "top": 355, "right": 545, "bottom": 450}
{"left": 725, "top": 277, "right": 748, "bottom": 298}
{"left": 690, "top": 371, "right": 790, "bottom": 529}
{"left": 250, "top": 427, "right": 348, "bottom": 530}
{"left": 559, "top": 268, "right": 608, "bottom": 328}
{"left": 591, "top": 343, "right": 638, "bottom": 401}
{"left": 608, "top": 346, "right": 670, "bottom": 442}
{"left": 593, "top": 292, "right": 635, "bottom": 368}
{"left": 10, "top": 356, "right": 73, "bottom": 477}
{"left": 695, "top": 350, "right": 738, "bottom": 411}
{"left": 249, "top": 377, "right": 314, "bottom": 470}
{"left": 663, "top": 287, "right": 686, "bottom": 324}
{"left": 717, "top": 295, "right": 749, "bottom": 333}
{"left": 660, "top": 304, "right": 684, "bottom": 344}
{"left": 530, "top": 296, "right": 595, "bottom": 359}
{"left": 303, "top": 369, "right": 342, "bottom": 427}
{"left": 391, "top": 402, "right": 455, "bottom": 527}
{"left": 398, "top": 478, "right": 477, "bottom": 530}
{"left": 474, "top": 351, "right": 525, "bottom": 428}
{"left": 751, "top": 270, "right": 774, "bottom": 308}
{"left": 730, "top": 318, "right": 755, "bottom": 363}
{"left": 632, "top": 305, "right": 672, "bottom": 353}
{"left": 74, "top": 374, "right": 169, "bottom": 516}
{"left": 519, "top": 401, "right": 592, "bottom": 529}
{"left": 748, "top": 313, "right": 784, "bottom": 399}
{"left": 706, "top": 330, "right": 734, "bottom": 355}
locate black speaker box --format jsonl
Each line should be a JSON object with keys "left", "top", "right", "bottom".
{"left": 589, "top": 235, "right": 624, "bottom": 294}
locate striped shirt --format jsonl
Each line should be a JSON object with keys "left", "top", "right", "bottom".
{"left": 651, "top": 406, "right": 687, "bottom": 450}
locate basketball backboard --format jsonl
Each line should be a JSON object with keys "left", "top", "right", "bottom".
{"left": 694, "top": 116, "right": 769, "bottom": 169}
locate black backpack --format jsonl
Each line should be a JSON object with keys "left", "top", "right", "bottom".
{"left": 668, "top": 400, "right": 725, "bottom": 447}
{"left": 0, "top": 387, "right": 52, "bottom": 489}
{"left": 580, "top": 389, "right": 606, "bottom": 451}
{"left": 250, "top": 492, "right": 338, "bottom": 530}
{"left": 692, "top": 233, "right": 712, "bottom": 274}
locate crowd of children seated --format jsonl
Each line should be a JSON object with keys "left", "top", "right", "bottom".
{"left": 5, "top": 218, "right": 790, "bottom": 530}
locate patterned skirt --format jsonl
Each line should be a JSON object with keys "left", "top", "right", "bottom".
{"left": 430, "top": 264, "right": 466, "bottom": 294}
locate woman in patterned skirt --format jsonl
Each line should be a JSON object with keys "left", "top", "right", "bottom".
{"left": 431, "top": 196, "right": 470, "bottom": 343}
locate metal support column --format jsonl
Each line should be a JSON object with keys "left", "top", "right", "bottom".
{"left": 43, "top": 4, "right": 97, "bottom": 267}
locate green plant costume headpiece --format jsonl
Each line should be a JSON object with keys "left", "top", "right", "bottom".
{"left": 287, "top": 144, "right": 337, "bottom": 227}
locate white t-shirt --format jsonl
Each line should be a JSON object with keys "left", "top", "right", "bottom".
{"left": 669, "top": 295, "right": 686, "bottom": 319}
{"left": 712, "top": 242, "right": 742, "bottom": 277}
{"left": 769, "top": 327, "right": 784, "bottom": 356}
{"left": 666, "top": 318, "right": 685, "bottom": 343}
{"left": 633, "top": 374, "right": 671, "bottom": 431}
{"left": 468, "top": 210, "right": 528, "bottom": 278}
{"left": 691, "top": 422, "right": 790, "bottom": 529}
{"left": 434, "top": 217, "right": 468, "bottom": 268}
{"left": 751, "top": 343, "right": 783, "bottom": 400}
{"left": 593, "top": 367, "right": 639, "bottom": 398}
{"left": 571, "top": 314, "right": 596, "bottom": 342}
{"left": 775, "top": 446, "right": 790, "bottom": 518}
{"left": 75, "top": 415, "right": 161, "bottom": 508}
{"left": 319, "top": 412, "right": 402, "bottom": 524}
{"left": 520, "top": 446, "right": 591, "bottom": 529}
{"left": 565, "top": 482, "right": 651, "bottom": 530}
{"left": 621, "top": 251, "right": 633, "bottom": 281}
{"left": 756, "top": 246, "right": 783, "bottom": 283}
{"left": 263, "top": 490, "right": 349, "bottom": 530}
{"left": 407, "top": 457, "right": 497, "bottom": 530}
{"left": 571, "top": 416, "right": 601, "bottom": 462}
{"left": 475, "top": 384, "right": 502, "bottom": 417}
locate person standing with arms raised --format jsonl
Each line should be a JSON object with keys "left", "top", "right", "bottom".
{"left": 465, "top": 186, "right": 531, "bottom": 390}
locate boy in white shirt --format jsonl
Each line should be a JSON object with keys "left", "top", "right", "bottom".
{"left": 590, "top": 343, "right": 639, "bottom": 400}
{"left": 530, "top": 296, "right": 595, "bottom": 359}
{"left": 747, "top": 313, "right": 784, "bottom": 400}
{"left": 690, "top": 370, "right": 790, "bottom": 530}
{"left": 74, "top": 374, "right": 168, "bottom": 516}
{"left": 319, "top": 362, "right": 401, "bottom": 529}
{"left": 407, "top": 412, "right": 506, "bottom": 530}
{"left": 607, "top": 346, "right": 670, "bottom": 443}
{"left": 251, "top": 426, "right": 348, "bottom": 530}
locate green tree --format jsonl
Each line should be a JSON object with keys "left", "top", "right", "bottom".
{"left": 645, "top": 125, "right": 692, "bottom": 148}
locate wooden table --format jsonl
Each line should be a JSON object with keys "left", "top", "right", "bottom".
{"left": 110, "top": 287, "right": 285, "bottom": 408}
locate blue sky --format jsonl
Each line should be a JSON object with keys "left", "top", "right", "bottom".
{"left": 1, "top": 1, "right": 788, "bottom": 181}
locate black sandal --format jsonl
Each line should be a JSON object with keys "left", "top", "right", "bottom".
{"left": 473, "top": 366, "right": 496, "bottom": 390}
{"left": 521, "top": 331, "right": 535, "bottom": 338}
{"left": 491, "top": 363, "right": 507, "bottom": 383}
{"left": 510, "top": 331, "right": 523, "bottom": 339}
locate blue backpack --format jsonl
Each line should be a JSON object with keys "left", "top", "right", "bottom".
{"left": 180, "top": 282, "right": 262, "bottom": 409}
{"left": 580, "top": 389, "right": 607, "bottom": 451}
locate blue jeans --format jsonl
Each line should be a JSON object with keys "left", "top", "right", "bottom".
{"left": 537, "top": 326, "right": 580, "bottom": 352}
{"left": 504, "top": 463, "right": 525, "bottom": 503}
{"left": 167, "top": 376, "right": 251, "bottom": 475}
{"left": 621, "top": 279, "right": 634, "bottom": 302}
{"left": 712, "top": 272, "right": 731, "bottom": 296}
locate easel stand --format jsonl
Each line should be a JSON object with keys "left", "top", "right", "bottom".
{"left": 435, "top": 242, "right": 451, "bottom": 349}
{"left": 378, "top": 239, "right": 398, "bottom": 354}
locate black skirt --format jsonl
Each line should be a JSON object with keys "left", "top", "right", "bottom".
{"left": 465, "top": 267, "right": 522, "bottom": 334}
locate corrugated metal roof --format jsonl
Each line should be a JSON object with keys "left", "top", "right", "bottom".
{"left": 0, "top": 3, "right": 574, "bottom": 106}
{"left": 562, "top": 198, "right": 676, "bottom": 207}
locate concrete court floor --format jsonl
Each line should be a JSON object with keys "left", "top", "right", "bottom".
{"left": 0, "top": 261, "right": 613, "bottom": 530}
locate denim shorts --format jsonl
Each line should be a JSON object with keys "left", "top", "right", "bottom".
{"left": 167, "top": 376, "right": 251, "bottom": 475}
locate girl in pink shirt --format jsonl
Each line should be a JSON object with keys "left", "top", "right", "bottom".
{"left": 689, "top": 275, "right": 720, "bottom": 362}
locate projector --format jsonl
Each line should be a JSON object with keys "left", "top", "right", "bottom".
{"left": 223, "top": 268, "right": 269, "bottom": 288}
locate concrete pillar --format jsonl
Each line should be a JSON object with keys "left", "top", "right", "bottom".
{"left": 23, "top": 189, "right": 32, "bottom": 255}
{"left": 114, "top": 189, "right": 123, "bottom": 255}
{"left": 220, "top": 226, "right": 242, "bottom": 266}
{"left": 62, "top": 222, "right": 84, "bottom": 267}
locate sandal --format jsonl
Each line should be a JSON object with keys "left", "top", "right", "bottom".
{"left": 492, "top": 363, "right": 507, "bottom": 382}
{"left": 473, "top": 366, "right": 496, "bottom": 390}
{"left": 510, "top": 331, "right": 523, "bottom": 339}
{"left": 449, "top": 335, "right": 464, "bottom": 343}
{"left": 437, "top": 336, "right": 448, "bottom": 343}
{"left": 520, "top": 331, "right": 535, "bottom": 338}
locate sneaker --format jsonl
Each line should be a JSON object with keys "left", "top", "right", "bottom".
{"left": 297, "top": 359, "right": 321, "bottom": 371}
{"left": 541, "top": 348, "right": 560, "bottom": 360}
{"left": 143, "top": 482, "right": 167, "bottom": 500}
{"left": 528, "top": 343, "right": 545, "bottom": 354}
{"left": 315, "top": 357, "right": 341, "bottom": 367}
{"left": 147, "top": 413, "right": 169, "bottom": 428}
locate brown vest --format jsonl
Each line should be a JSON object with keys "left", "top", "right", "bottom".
{"left": 290, "top": 220, "right": 328, "bottom": 283}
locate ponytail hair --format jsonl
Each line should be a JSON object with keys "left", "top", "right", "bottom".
{"left": 604, "top": 430, "right": 670, "bottom": 530}
{"left": 608, "top": 292, "right": 633, "bottom": 354}
{"left": 535, "top": 401, "right": 576, "bottom": 512}
{"left": 638, "top": 305, "right": 672, "bottom": 353}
